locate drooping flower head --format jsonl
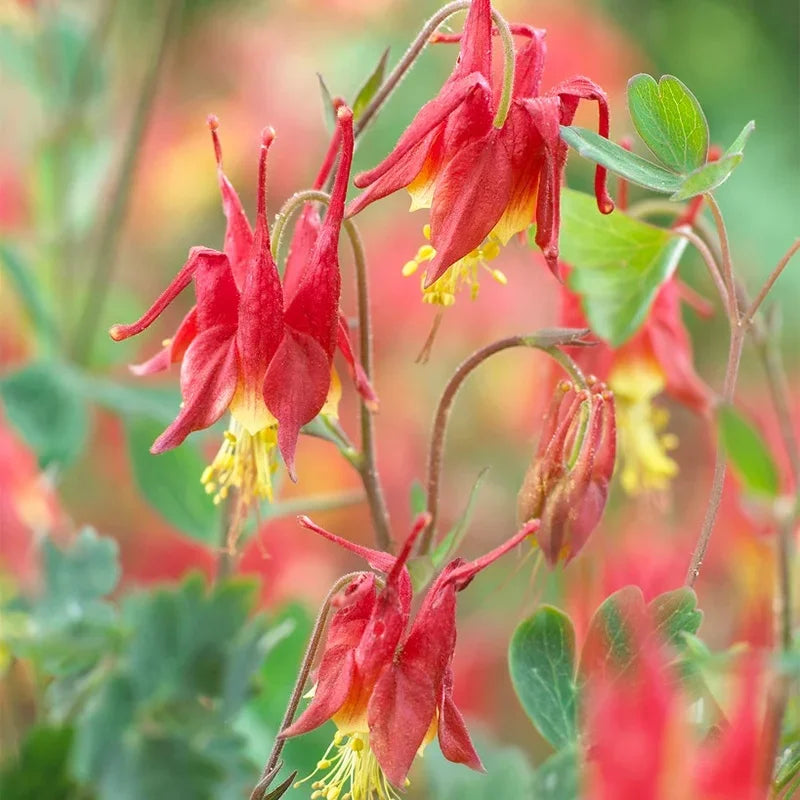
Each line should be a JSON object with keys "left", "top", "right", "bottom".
{"left": 561, "top": 275, "right": 710, "bottom": 495}
{"left": 284, "top": 515, "right": 538, "bottom": 798}
{"left": 347, "top": 1, "right": 613, "bottom": 307}
{"left": 518, "top": 377, "right": 616, "bottom": 565}
{"left": 110, "top": 106, "right": 373, "bottom": 511}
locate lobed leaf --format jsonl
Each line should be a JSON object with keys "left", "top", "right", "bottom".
{"left": 627, "top": 73, "right": 709, "bottom": 173}
{"left": 671, "top": 154, "right": 742, "bottom": 201}
{"left": 560, "top": 189, "right": 687, "bottom": 346}
{"left": 560, "top": 126, "right": 684, "bottom": 194}
{"left": 509, "top": 606, "right": 578, "bottom": 749}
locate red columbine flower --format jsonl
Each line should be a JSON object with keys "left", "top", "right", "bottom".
{"left": 284, "top": 515, "right": 538, "bottom": 797}
{"left": 518, "top": 378, "right": 616, "bottom": 565}
{"left": 561, "top": 275, "right": 710, "bottom": 494}
{"left": 347, "top": 1, "right": 613, "bottom": 305}
{"left": 110, "top": 106, "right": 371, "bottom": 507}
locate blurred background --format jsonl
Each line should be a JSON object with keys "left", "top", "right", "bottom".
{"left": 1, "top": 0, "right": 798, "bottom": 797}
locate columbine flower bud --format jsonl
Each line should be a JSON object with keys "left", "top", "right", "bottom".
{"left": 518, "top": 378, "right": 616, "bottom": 565}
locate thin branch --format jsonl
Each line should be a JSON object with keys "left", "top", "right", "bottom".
{"left": 249, "top": 571, "right": 365, "bottom": 800}
{"left": 71, "top": 0, "right": 183, "bottom": 364}
{"left": 672, "top": 226, "right": 730, "bottom": 312}
{"left": 746, "top": 238, "right": 800, "bottom": 323}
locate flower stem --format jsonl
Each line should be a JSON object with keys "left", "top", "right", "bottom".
{"left": 420, "top": 333, "right": 588, "bottom": 555}
{"left": 270, "top": 191, "right": 392, "bottom": 552}
{"left": 353, "top": 0, "right": 515, "bottom": 139}
{"left": 70, "top": 0, "right": 183, "bottom": 365}
{"left": 745, "top": 238, "right": 800, "bottom": 324}
{"left": 249, "top": 571, "right": 366, "bottom": 800}
{"left": 685, "top": 194, "right": 745, "bottom": 587}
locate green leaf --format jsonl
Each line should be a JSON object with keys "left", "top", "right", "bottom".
{"left": 424, "top": 734, "right": 535, "bottom": 799}
{"left": 671, "top": 154, "right": 743, "bottom": 201}
{"left": 0, "top": 360, "right": 89, "bottom": 469}
{"left": 725, "top": 120, "right": 756, "bottom": 157}
{"left": 560, "top": 126, "right": 684, "bottom": 193}
{"left": 717, "top": 404, "right": 780, "bottom": 497}
{"left": 509, "top": 606, "right": 578, "bottom": 749}
{"left": 351, "top": 47, "right": 389, "bottom": 122}
{"left": 627, "top": 73, "right": 709, "bottom": 172}
{"left": 409, "top": 468, "right": 488, "bottom": 593}
{"left": 78, "top": 374, "right": 182, "bottom": 426}
{"left": 775, "top": 741, "right": 800, "bottom": 793}
{"left": 409, "top": 479, "right": 427, "bottom": 516}
{"left": 534, "top": 746, "right": 580, "bottom": 800}
{"left": 578, "top": 585, "right": 645, "bottom": 681}
{"left": 0, "top": 725, "right": 83, "bottom": 800}
{"left": 125, "top": 416, "right": 220, "bottom": 542}
{"left": 560, "top": 189, "right": 688, "bottom": 346}
{"left": 0, "top": 241, "right": 57, "bottom": 348}
{"left": 317, "top": 73, "right": 336, "bottom": 132}
{"left": 649, "top": 587, "right": 703, "bottom": 646}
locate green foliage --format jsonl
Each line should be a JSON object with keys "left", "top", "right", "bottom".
{"left": 533, "top": 747, "right": 580, "bottom": 800}
{"left": 352, "top": 47, "right": 389, "bottom": 122}
{"left": 558, "top": 189, "right": 687, "bottom": 346}
{"left": 717, "top": 404, "right": 780, "bottom": 497}
{"left": 0, "top": 360, "right": 89, "bottom": 470}
{"left": 508, "top": 606, "right": 578, "bottom": 750}
{"left": 650, "top": 587, "right": 704, "bottom": 648}
{"left": 124, "top": 416, "right": 221, "bottom": 543}
{"left": 562, "top": 74, "right": 753, "bottom": 202}
{"left": 627, "top": 74, "right": 709, "bottom": 173}
{"left": 0, "top": 726, "right": 88, "bottom": 800}
{"left": 423, "top": 735, "right": 536, "bottom": 799}
{"left": 558, "top": 127, "right": 683, "bottom": 193}
{"left": 409, "top": 468, "right": 488, "bottom": 592}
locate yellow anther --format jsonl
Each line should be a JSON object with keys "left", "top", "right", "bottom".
{"left": 416, "top": 244, "right": 436, "bottom": 261}
{"left": 349, "top": 737, "right": 364, "bottom": 752}
{"left": 491, "top": 268, "right": 508, "bottom": 285}
{"left": 317, "top": 759, "right": 332, "bottom": 770}
{"left": 224, "top": 430, "right": 238, "bottom": 444}
{"left": 161, "top": 338, "right": 172, "bottom": 347}
{"left": 200, "top": 466, "right": 214, "bottom": 484}
{"left": 422, "top": 223, "right": 431, "bottom": 239}
{"left": 402, "top": 260, "right": 419, "bottom": 277}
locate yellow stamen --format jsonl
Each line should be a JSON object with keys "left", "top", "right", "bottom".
{"left": 609, "top": 358, "right": 679, "bottom": 494}
{"left": 201, "top": 417, "right": 278, "bottom": 506}
{"left": 294, "top": 732, "right": 403, "bottom": 800}
{"left": 402, "top": 227, "right": 507, "bottom": 307}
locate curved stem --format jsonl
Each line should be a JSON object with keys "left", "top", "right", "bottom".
{"left": 672, "top": 226, "right": 730, "bottom": 313}
{"left": 269, "top": 191, "right": 392, "bottom": 552}
{"left": 746, "top": 238, "right": 800, "bottom": 323}
{"left": 71, "top": 0, "right": 183, "bottom": 364}
{"left": 491, "top": 9, "right": 516, "bottom": 128}
{"left": 705, "top": 193, "right": 740, "bottom": 323}
{"left": 353, "top": 0, "right": 515, "bottom": 139}
{"left": 420, "top": 334, "right": 587, "bottom": 554}
{"left": 250, "top": 571, "right": 366, "bottom": 800}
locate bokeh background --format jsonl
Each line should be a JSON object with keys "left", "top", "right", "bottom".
{"left": 1, "top": 0, "right": 798, "bottom": 797}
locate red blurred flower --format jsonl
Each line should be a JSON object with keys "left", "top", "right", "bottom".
{"left": 518, "top": 377, "right": 616, "bottom": 565}
{"left": 348, "top": 0, "right": 613, "bottom": 304}
{"left": 562, "top": 275, "right": 710, "bottom": 494}
{"left": 111, "top": 106, "right": 373, "bottom": 507}
{"left": 284, "top": 515, "right": 537, "bottom": 796}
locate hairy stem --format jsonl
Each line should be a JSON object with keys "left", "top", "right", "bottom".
{"left": 420, "top": 334, "right": 587, "bottom": 554}
{"left": 249, "top": 572, "right": 365, "bottom": 800}
{"left": 270, "top": 191, "right": 392, "bottom": 551}
{"left": 71, "top": 0, "right": 183, "bottom": 364}
{"left": 685, "top": 194, "right": 744, "bottom": 587}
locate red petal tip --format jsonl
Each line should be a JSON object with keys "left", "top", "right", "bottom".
{"left": 599, "top": 198, "right": 615, "bottom": 214}
{"left": 332, "top": 96, "right": 347, "bottom": 110}
{"left": 108, "top": 324, "right": 124, "bottom": 341}
{"left": 261, "top": 126, "right": 277, "bottom": 147}
{"left": 336, "top": 104, "right": 353, "bottom": 123}
{"left": 206, "top": 113, "right": 219, "bottom": 131}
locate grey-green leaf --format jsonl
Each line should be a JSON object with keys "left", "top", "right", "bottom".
{"left": 124, "top": 417, "right": 221, "bottom": 542}
{"left": 560, "top": 189, "right": 687, "bottom": 347}
{"left": 649, "top": 587, "right": 703, "bottom": 646}
{"left": 509, "top": 606, "right": 578, "bottom": 749}
{"left": 671, "top": 153, "right": 743, "bottom": 201}
{"left": 560, "top": 126, "right": 684, "bottom": 194}
{"left": 717, "top": 403, "right": 780, "bottom": 497}
{"left": 0, "top": 360, "right": 89, "bottom": 469}
{"left": 726, "top": 120, "right": 756, "bottom": 157}
{"left": 627, "top": 73, "right": 709, "bottom": 173}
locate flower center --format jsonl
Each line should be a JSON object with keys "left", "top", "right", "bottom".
{"left": 609, "top": 358, "right": 678, "bottom": 495}
{"left": 293, "top": 731, "right": 405, "bottom": 800}
{"left": 402, "top": 224, "right": 507, "bottom": 306}
{"left": 201, "top": 417, "right": 278, "bottom": 505}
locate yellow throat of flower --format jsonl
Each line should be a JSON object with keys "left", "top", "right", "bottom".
{"left": 201, "top": 417, "right": 278, "bottom": 506}
{"left": 294, "top": 730, "right": 407, "bottom": 800}
{"left": 402, "top": 224, "right": 507, "bottom": 306}
{"left": 609, "top": 358, "right": 679, "bottom": 495}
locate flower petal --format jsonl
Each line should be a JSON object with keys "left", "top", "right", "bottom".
{"left": 336, "top": 314, "right": 378, "bottom": 409}
{"left": 437, "top": 668, "right": 483, "bottom": 771}
{"left": 151, "top": 324, "right": 238, "bottom": 453}
{"left": 130, "top": 306, "right": 199, "bottom": 376}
